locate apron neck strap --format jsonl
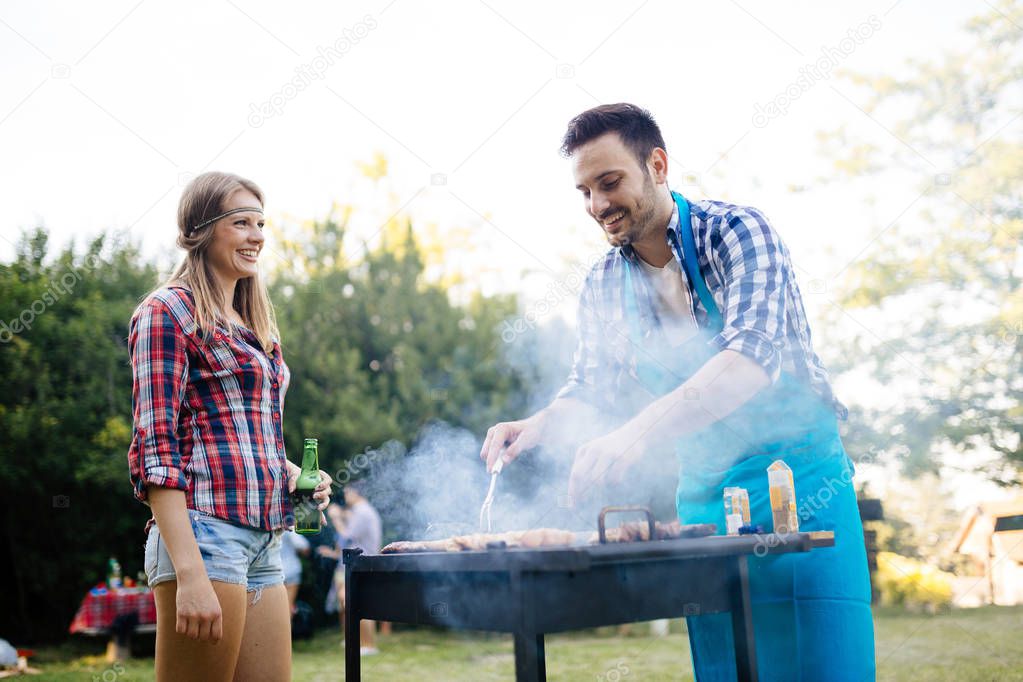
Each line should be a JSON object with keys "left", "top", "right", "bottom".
{"left": 670, "top": 191, "right": 723, "bottom": 332}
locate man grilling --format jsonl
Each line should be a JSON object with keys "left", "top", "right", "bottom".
{"left": 480, "top": 103, "right": 875, "bottom": 681}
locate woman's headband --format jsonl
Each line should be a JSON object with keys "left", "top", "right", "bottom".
{"left": 188, "top": 206, "right": 264, "bottom": 236}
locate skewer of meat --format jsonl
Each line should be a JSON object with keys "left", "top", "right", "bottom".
{"left": 380, "top": 521, "right": 716, "bottom": 554}
{"left": 381, "top": 528, "right": 578, "bottom": 554}
{"left": 589, "top": 519, "right": 716, "bottom": 543}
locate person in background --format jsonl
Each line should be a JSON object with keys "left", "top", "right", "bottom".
{"left": 280, "top": 530, "right": 310, "bottom": 614}
{"left": 127, "top": 171, "right": 332, "bottom": 681}
{"left": 318, "top": 503, "right": 349, "bottom": 626}
{"left": 317, "top": 483, "right": 382, "bottom": 656}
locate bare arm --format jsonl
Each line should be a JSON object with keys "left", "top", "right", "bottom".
{"left": 567, "top": 350, "right": 769, "bottom": 500}
{"left": 480, "top": 396, "right": 602, "bottom": 472}
{"left": 128, "top": 299, "right": 222, "bottom": 641}
{"left": 316, "top": 545, "right": 342, "bottom": 559}
{"left": 481, "top": 263, "right": 619, "bottom": 472}
{"left": 626, "top": 349, "right": 769, "bottom": 443}
{"left": 148, "top": 487, "right": 223, "bottom": 642}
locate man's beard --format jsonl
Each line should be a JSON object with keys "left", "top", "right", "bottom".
{"left": 602, "top": 174, "right": 659, "bottom": 247}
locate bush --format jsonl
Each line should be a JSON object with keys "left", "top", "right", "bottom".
{"left": 876, "top": 551, "right": 954, "bottom": 612}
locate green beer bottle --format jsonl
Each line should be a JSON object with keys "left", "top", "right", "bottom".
{"left": 294, "top": 438, "right": 322, "bottom": 534}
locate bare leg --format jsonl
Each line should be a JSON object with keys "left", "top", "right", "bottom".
{"left": 231, "top": 584, "right": 292, "bottom": 682}
{"left": 336, "top": 575, "right": 346, "bottom": 639}
{"left": 285, "top": 583, "right": 299, "bottom": 613}
{"left": 154, "top": 581, "right": 247, "bottom": 682}
{"left": 360, "top": 620, "right": 376, "bottom": 649}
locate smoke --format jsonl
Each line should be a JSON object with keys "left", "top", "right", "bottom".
{"left": 355, "top": 420, "right": 582, "bottom": 541}
{"left": 363, "top": 425, "right": 663, "bottom": 534}
{"left": 354, "top": 328, "right": 682, "bottom": 543}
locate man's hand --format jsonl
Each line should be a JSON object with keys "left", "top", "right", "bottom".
{"left": 480, "top": 412, "right": 547, "bottom": 472}
{"left": 567, "top": 424, "right": 651, "bottom": 503}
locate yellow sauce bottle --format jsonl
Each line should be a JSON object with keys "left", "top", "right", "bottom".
{"left": 723, "top": 487, "right": 751, "bottom": 535}
{"left": 767, "top": 460, "right": 799, "bottom": 534}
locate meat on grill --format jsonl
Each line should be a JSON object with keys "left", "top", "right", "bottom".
{"left": 381, "top": 528, "right": 578, "bottom": 554}
{"left": 599, "top": 519, "right": 715, "bottom": 543}
{"left": 380, "top": 520, "right": 716, "bottom": 554}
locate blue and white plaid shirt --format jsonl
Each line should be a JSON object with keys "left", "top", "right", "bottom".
{"left": 556, "top": 195, "right": 847, "bottom": 419}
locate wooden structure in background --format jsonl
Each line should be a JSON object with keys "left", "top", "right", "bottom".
{"left": 951, "top": 498, "right": 1023, "bottom": 606}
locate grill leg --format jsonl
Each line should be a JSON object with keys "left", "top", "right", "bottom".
{"left": 729, "top": 555, "right": 758, "bottom": 682}
{"left": 513, "top": 632, "right": 545, "bottom": 682}
{"left": 345, "top": 563, "right": 361, "bottom": 681}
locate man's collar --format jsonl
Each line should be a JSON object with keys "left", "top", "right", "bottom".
{"left": 665, "top": 193, "right": 681, "bottom": 236}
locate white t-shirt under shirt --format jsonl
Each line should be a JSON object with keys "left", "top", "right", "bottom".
{"left": 636, "top": 256, "right": 699, "bottom": 347}
{"left": 343, "top": 499, "right": 383, "bottom": 554}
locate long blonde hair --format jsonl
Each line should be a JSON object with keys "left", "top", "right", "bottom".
{"left": 158, "top": 171, "right": 280, "bottom": 350}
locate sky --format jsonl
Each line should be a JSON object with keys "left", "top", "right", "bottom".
{"left": 0, "top": 0, "right": 1008, "bottom": 510}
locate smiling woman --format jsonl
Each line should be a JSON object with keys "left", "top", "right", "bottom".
{"left": 172, "top": 172, "right": 276, "bottom": 350}
{"left": 126, "top": 171, "right": 334, "bottom": 681}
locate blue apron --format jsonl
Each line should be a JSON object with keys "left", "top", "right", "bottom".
{"left": 622, "top": 192, "right": 875, "bottom": 681}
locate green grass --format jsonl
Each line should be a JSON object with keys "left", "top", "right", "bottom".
{"left": 871, "top": 606, "right": 1023, "bottom": 681}
{"left": 23, "top": 606, "right": 1023, "bottom": 680}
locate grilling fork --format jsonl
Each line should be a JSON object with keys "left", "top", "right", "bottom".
{"left": 479, "top": 457, "right": 504, "bottom": 532}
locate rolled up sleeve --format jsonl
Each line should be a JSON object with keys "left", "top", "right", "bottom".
{"left": 127, "top": 299, "right": 190, "bottom": 501}
{"left": 708, "top": 208, "right": 789, "bottom": 383}
{"left": 555, "top": 271, "right": 606, "bottom": 409}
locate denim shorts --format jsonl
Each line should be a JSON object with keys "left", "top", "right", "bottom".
{"left": 145, "top": 511, "right": 284, "bottom": 593}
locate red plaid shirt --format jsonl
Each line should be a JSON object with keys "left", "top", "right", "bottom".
{"left": 127, "top": 286, "right": 292, "bottom": 530}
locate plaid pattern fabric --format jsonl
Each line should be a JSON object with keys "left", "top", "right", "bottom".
{"left": 557, "top": 195, "right": 846, "bottom": 419}
{"left": 69, "top": 588, "right": 157, "bottom": 633}
{"left": 127, "top": 286, "right": 293, "bottom": 531}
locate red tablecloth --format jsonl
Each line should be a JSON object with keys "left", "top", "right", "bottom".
{"left": 69, "top": 588, "right": 156, "bottom": 634}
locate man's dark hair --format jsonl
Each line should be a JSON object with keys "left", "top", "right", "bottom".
{"left": 560, "top": 103, "right": 666, "bottom": 168}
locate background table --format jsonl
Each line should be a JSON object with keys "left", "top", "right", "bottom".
{"left": 69, "top": 587, "right": 156, "bottom": 661}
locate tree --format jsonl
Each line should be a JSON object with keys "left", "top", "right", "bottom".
{"left": 269, "top": 203, "right": 534, "bottom": 483}
{"left": 820, "top": 1, "right": 1022, "bottom": 483}
{"left": 0, "top": 229, "right": 157, "bottom": 641}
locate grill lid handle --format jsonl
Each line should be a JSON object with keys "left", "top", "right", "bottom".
{"left": 598, "top": 505, "right": 656, "bottom": 544}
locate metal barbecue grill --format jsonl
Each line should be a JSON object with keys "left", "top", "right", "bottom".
{"left": 343, "top": 513, "right": 835, "bottom": 682}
